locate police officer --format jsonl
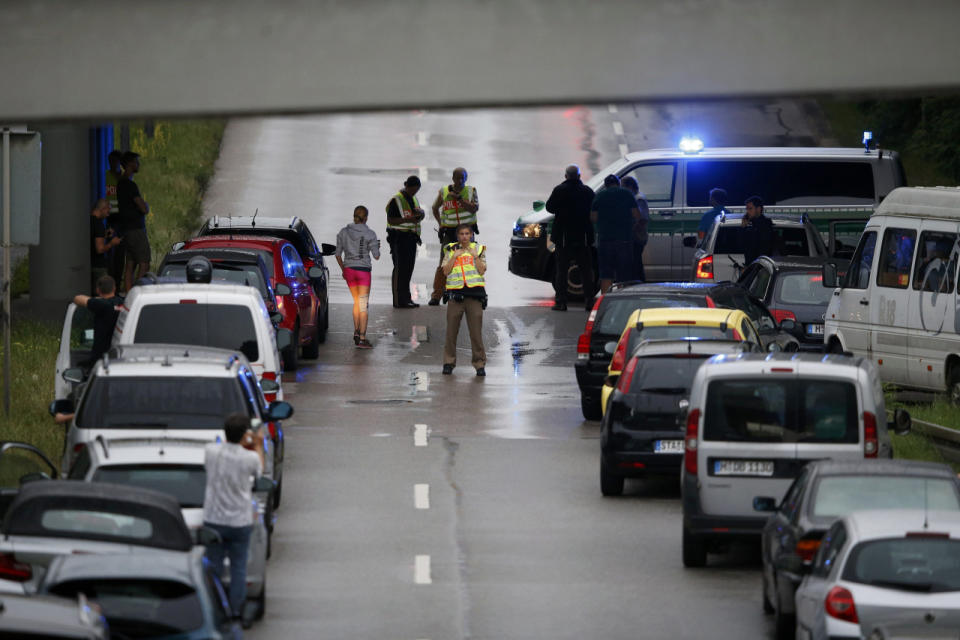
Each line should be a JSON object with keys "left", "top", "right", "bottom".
{"left": 386, "top": 176, "right": 426, "bottom": 308}
{"left": 441, "top": 223, "right": 487, "bottom": 376}
{"left": 429, "top": 167, "right": 478, "bottom": 305}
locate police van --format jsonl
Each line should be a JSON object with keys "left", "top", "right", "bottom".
{"left": 509, "top": 141, "right": 905, "bottom": 295}
{"left": 822, "top": 186, "right": 960, "bottom": 399}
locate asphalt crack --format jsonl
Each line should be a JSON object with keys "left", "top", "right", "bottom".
{"left": 441, "top": 436, "right": 472, "bottom": 639}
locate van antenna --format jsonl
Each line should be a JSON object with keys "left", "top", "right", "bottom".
{"left": 923, "top": 479, "right": 929, "bottom": 530}
{"left": 252, "top": 208, "right": 258, "bottom": 228}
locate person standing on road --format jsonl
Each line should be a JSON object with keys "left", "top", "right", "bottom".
{"left": 116, "top": 151, "right": 151, "bottom": 294}
{"left": 546, "top": 164, "right": 595, "bottom": 311}
{"left": 698, "top": 187, "right": 728, "bottom": 242}
{"left": 621, "top": 176, "right": 650, "bottom": 283}
{"left": 203, "top": 412, "right": 265, "bottom": 627}
{"left": 105, "top": 150, "right": 125, "bottom": 284}
{"left": 429, "top": 167, "right": 479, "bottom": 305}
{"left": 741, "top": 195, "right": 776, "bottom": 266}
{"left": 336, "top": 205, "right": 381, "bottom": 349}
{"left": 441, "top": 223, "right": 487, "bottom": 377}
{"left": 89, "top": 198, "right": 122, "bottom": 293}
{"left": 386, "top": 176, "right": 425, "bottom": 308}
{"left": 72, "top": 275, "right": 123, "bottom": 369}
{"left": 590, "top": 174, "right": 641, "bottom": 293}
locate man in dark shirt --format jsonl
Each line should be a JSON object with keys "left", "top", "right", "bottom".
{"left": 590, "top": 175, "right": 641, "bottom": 293}
{"left": 546, "top": 165, "right": 596, "bottom": 311}
{"left": 741, "top": 195, "right": 776, "bottom": 266}
{"left": 116, "top": 151, "right": 151, "bottom": 293}
{"left": 698, "top": 187, "right": 728, "bottom": 242}
{"left": 385, "top": 176, "right": 425, "bottom": 308}
{"left": 73, "top": 275, "right": 123, "bottom": 368}
{"left": 90, "top": 198, "right": 122, "bottom": 293}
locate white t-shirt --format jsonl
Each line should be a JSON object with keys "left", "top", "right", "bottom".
{"left": 203, "top": 442, "right": 262, "bottom": 527}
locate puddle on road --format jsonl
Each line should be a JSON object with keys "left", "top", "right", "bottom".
{"left": 347, "top": 399, "right": 414, "bottom": 405}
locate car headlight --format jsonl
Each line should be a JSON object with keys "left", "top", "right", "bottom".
{"left": 521, "top": 223, "right": 542, "bottom": 238}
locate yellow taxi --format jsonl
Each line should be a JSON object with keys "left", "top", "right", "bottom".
{"left": 599, "top": 307, "right": 763, "bottom": 415}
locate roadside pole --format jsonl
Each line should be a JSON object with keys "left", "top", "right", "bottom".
{"left": 2, "top": 127, "right": 11, "bottom": 415}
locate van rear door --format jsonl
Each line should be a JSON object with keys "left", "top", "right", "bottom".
{"left": 793, "top": 365, "right": 864, "bottom": 464}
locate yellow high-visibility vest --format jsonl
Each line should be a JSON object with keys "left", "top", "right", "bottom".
{"left": 444, "top": 242, "right": 486, "bottom": 290}
{"left": 439, "top": 185, "right": 477, "bottom": 228}
{"left": 386, "top": 191, "right": 421, "bottom": 234}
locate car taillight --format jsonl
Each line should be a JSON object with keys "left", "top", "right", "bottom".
{"left": 863, "top": 411, "right": 878, "bottom": 458}
{"left": 0, "top": 552, "right": 32, "bottom": 582}
{"left": 696, "top": 255, "right": 714, "bottom": 280}
{"left": 617, "top": 356, "right": 639, "bottom": 392}
{"left": 262, "top": 371, "right": 278, "bottom": 403}
{"left": 577, "top": 296, "right": 604, "bottom": 360}
{"left": 684, "top": 409, "right": 700, "bottom": 475}
{"left": 825, "top": 586, "right": 858, "bottom": 623}
{"left": 73, "top": 442, "right": 86, "bottom": 454}
{"left": 795, "top": 537, "right": 822, "bottom": 564}
{"left": 610, "top": 328, "right": 632, "bottom": 373}
{"left": 267, "top": 422, "right": 277, "bottom": 439}
{"left": 771, "top": 308, "right": 796, "bottom": 324}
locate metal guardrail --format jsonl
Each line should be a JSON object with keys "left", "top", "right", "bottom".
{"left": 893, "top": 412, "right": 960, "bottom": 464}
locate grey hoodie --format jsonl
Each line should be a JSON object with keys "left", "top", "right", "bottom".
{"left": 336, "top": 223, "right": 381, "bottom": 270}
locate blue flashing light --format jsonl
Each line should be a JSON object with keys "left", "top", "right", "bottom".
{"left": 863, "top": 131, "right": 873, "bottom": 153}
{"left": 679, "top": 136, "right": 704, "bottom": 154}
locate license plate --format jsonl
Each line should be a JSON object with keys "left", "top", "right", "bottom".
{"left": 806, "top": 323, "right": 824, "bottom": 335}
{"left": 654, "top": 439, "right": 684, "bottom": 453}
{"left": 713, "top": 460, "right": 774, "bottom": 476}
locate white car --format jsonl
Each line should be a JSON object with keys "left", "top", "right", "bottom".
{"left": 66, "top": 437, "right": 272, "bottom": 620}
{"left": 793, "top": 510, "right": 960, "bottom": 639}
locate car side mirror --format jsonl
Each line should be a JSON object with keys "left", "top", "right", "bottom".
{"left": 682, "top": 236, "right": 698, "bottom": 248}
{"left": 822, "top": 262, "right": 839, "bottom": 288}
{"left": 62, "top": 368, "right": 85, "bottom": 384}
{"left": 532, "top": 200, "right": 545, "bottom": 211}
{"left": 275, "top": 328, "right": 293, "bottom": 351}
{"left": 274, "top": 283, "right": 291, "bottom": 296}
{"left": 320, "top": 243, "right": 336, "bottom": 256}
{"left": 779, "top": 318, "right": 798, "bottom": 333}
{"left": 267, "top": 400, "right": 294, "bottom": 421}
{"left": 890, "top": 408, "right": 911, "bottom": 436}
{"left": 767, "top": 342, "right": 782, "bottom": 353}
{"left": 774, "top": 553, "right": 809, "bottom": 575}
{"left": 753, "top": 496, "right": 777, "bottom": 512}
{"left": 308, "top": 266, "right": 323, "bottom": 279}
{"left": 196, "top": 526, "right": 223, "bottom": 547}
{"left": 49, "top": 399, "right": 75, "bottom": 416}
{"left": 253, "top": 476, "right": 277, "bottom": 493}
{"left": 604, "top": 341, "right": 617, "bottom": 355}
{"left": 261, "top": 378, "right": 280, "bottom": 393}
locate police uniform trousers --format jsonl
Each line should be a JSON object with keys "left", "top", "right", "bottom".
{"left": 443, "top": 296, "right": 486, "bottom": 369}
{"left": 389, "top": 230, "right": 419, "bottom": 306}
{"left": 432, "top": 227, "right": 459, "bottom": 301}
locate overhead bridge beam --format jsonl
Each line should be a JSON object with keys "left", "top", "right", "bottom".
{"left": 1, "top": 0, "right": 959, "bottom": 121}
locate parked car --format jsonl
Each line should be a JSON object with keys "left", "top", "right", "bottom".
{"left": 55, "top": 344, "right": 293, "bottom": 506}
{"left": 0, "top": 481, "right": 195, "bottom": 594}
{"left": 680, "top": 353, "right": 910, "bottom": 568}
{"left": 599, "top": 338, "right": 757, "bottom": 496}
{"left": 0, "top": 592, "right": 109, "bottom": 639}
{"left": 177, "top": 235, "right": 324, "bottom": 369}
{"left": 600, "top": 307, "right": 763, "bottom": 415}
{"left": 793, "top": 510, "right": 960, "bottom": 640}
{"left": 823, "top": 186, "right": 960, "bottom": 400}
{"left": 738, "top": 256, "right": 850, "bottom": 351}
{"left": 41, "top": 551, "right": 242, "bottom": 639}
{"left": 756, "top": 458, "right": 954, "bottom": 639}
{"left": 693, "top": 212, "right": 828, "bottom": 283}
{"left": 67, "top": 437, "right": 273, "bottom": 617}
{"left": 575, "top": 281, "right": 798, "bottom": 420}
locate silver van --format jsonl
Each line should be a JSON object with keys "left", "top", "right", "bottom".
{"left": 680, "top": 352, "right": 910, "bottom": 567}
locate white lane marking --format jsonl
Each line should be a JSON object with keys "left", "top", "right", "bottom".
{"left": 414, "top": 424, "right": 429, "bottom": 446}
{"left": 619, "top": 143, "right": 630, "bottom": 157}
{"left": 612, "top": 121, "right": 624, "bottom": 136}
{"left": 417, "top": 131, "right": 428, "bottom": 146}
{"left": 416, "top": 370, "right": 429, "bottom": 390}
{"left": 370, "top": 433, "right": 392, "bottom": 437}
{"left": 415, "top": 555, "right": 432, "bottom": 584}
{"left": 418, "top": 166, "right": 428, "bottom": 181}
{"left": 414, "top": 484, "right": 430, "bottom": 509}
{"left": 608, "top": 104, "right": 618, "bottom": 113}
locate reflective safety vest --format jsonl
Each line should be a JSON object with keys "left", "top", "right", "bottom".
{"left": 386, "top": 191, "right": 421, "bottom": 234}
{"left": 444, "top": 242, "right": 486, "bottom": 290}
{"left": 439, "top": 185, "right": 477, "bottom": 228}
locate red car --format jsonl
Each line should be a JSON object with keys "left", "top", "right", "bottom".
{"left": 180, "top": 235, "right": 322, "bottom": 370}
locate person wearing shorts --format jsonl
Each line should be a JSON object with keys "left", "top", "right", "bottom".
{"left": 116, "top": 151, "right": 151, "bottom": 293}
{"left": 336, "top": 206, "right": 381, "bottom": 348}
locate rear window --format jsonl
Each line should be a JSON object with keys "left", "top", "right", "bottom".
{"left": 134, "top": 303, "right": 259, "bottom": 362}
{"left": 77, "top": 376, "right": 247, "bottom": 428}
{"left": 686, "top": 160, "right": 875, "bottom": 207}
{"left": 92, "top": 465, "right": 206, "bottom": 509}
{"left": 714, "top": 226, "right": 811, "bottom": 256}
{"left": 704, "top": 379, "right": 859, "bottom": 443}
{"left": 595, "top": 297, "right": 705, "bottom": 336}
{"left": 159, "top": 264, "right": 269, "bottom": 298}
{"left": 811, "top": 476, "right": 960, "bottom": 520}
{"left": 632, "top": 326, "right": 738, "bottom": 350}
{"left": 842, "top": 538, "right": 960, "bottom": 593}
{"left": 40, "top": 509, "right": 153, "bottom": 539}
{"left": 625, "top": 355, "right": 707, "bottom": 399}
{"left": 776, "top": 272, "right": 833, "bottom": 306}
{"left": 49, "top": 579, "right": 204, "bottom": 634}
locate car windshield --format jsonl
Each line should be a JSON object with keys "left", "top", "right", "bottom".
{"left": 92, "top": 466, "right": 207, "bottom": 509}
{"left": 811, "top": 476, "right": 960, "bottom": 520}
{"left": 134, "top": 303, "right": 259, "bottom": 362}
{"left": 703, "top": 379, "right": 858, "bottom": 443}
{"left": 776, "top": 272, "right": 833, "bottom": 306}
{"left": 48, "top": 579, "right": 204, "bottom": 635}
{"left": 77, "top": 376, "right": 246, "bottom": 428}
{"left": 842, "top": 538, "right": 960, "bottom": 593}
{"left": 159, "top": 264, "right": 269, "bottom": 299}
{"left": 595, "top": 297, "right": 705, "bottom": 336}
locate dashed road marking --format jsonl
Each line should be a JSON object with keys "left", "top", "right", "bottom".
{"left": 415, "top": 555, "right": 432, "bottom": 584}
{"left": 414, "top": 484, "right": 430, "bottom": 509}
{"left": 417, "top": 131, "right": 428, "bottom": 146}
{"left": 619, "top": 143, "right": 630, "bottom": 157}
{"left": 415, "top": 370, "right": 429, "bottom": 390}
{"left": 414, "top": 424, "right": 429, "bottom": 447}
{"left": 612, "top": 121, "right": 624, "bottom": 136}
{"left": 608, "top": 104, "right": 618, "bottom": 113}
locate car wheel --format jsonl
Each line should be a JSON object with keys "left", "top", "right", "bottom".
{"left": 762, "top": 572, "right": 775, "bottom": 614}
{"left": 949, "top": 365, "right": 960, "bottom": 406}
{"left": 283, "top": 322, "right": 300, "bottom": 371}
{"left": 254, "top": 576, "right": 266, "bottom": 621}
{"left": 827, "top": 338, "right": 844, "bottom": 355}
{"left": 566, "top": 263, "right": 584, "bottom": 300}
{"left": 581, "top": 394, "right": 602, "bottom": 421}
{"left": 317, "top": 303, "right": 328, "bottom": 344}
{"left": 302, "top": 323, "right": 320, "bottom": 359}
{"left": 272, "top": 477, "right": 283, "bottom": 510}
{"left": 600, "top": 459, "right": 624, "bottom": 496}
{"left": 682, "top": 527, "right": 707, "bottom": 568}
{"left": 773, "top": 579, "right": 794, "bottom": 640}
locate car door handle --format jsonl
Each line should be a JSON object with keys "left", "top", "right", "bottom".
{"left": 859, "top": 299, "right": 869, "bottom": 306}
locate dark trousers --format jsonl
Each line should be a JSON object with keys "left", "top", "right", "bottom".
{"left": 634, "top": 239, "right": 647, "bottom": 282}
{"left": 389, "top": 231, "right": 418, "bottom": 306}
{"left": 553, "top": 244, "right": 595, "bottom": 306}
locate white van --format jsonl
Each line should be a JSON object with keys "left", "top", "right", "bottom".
{"left": 823, "top": 186, "right": 960, "bottom": 399}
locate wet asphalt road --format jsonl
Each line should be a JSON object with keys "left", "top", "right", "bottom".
{"left": 202, "top": 101, "right": 827, "bottom": 638}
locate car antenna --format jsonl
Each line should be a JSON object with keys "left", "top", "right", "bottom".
{"left": 923, "top": 479, "right": 929, "bottom": 530}
{"left": 252, "top": 208, "right": 258, "bottom": 228}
